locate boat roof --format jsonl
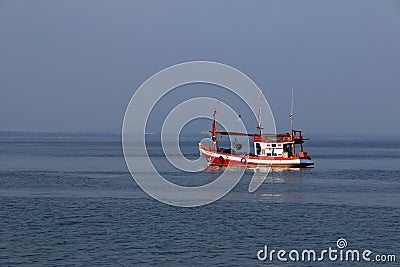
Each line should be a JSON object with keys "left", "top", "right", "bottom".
{"left": 212, "top": 130, "right": 309, "bottom": 144}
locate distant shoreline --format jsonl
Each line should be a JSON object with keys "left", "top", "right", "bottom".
{"left": 0, "top": 131, "right": 121, "bottom": 140}
{"left": 0, "top": 131, "right": 398, "bottom": 141}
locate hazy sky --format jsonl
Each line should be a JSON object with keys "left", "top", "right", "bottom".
{"left": 0, "top": 0, "right": 399, "bottom": 135}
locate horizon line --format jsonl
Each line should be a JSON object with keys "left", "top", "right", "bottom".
{"left": 0, "top": 130, "right": 399, "bottom": 138}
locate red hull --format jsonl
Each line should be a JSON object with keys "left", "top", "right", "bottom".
{"left": 199, "top": 144, "right": 314, "bottom": 168}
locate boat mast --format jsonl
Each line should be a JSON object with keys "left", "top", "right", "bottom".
{"left": 256, "top": 87, "right": 263, "bottom": 135}
{"left": 211, "top": 109, "right": 217, "bottom": 149}
{"left": 289, "top": 88, "right": 294, "bottom": 135}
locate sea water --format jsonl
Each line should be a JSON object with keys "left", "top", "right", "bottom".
{"left": 0, "top": 135, "right": 399, "bottom": 266}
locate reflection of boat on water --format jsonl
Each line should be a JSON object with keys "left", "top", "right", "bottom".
{"left": 199, "top": 90, "right": 314, "bottom": 168}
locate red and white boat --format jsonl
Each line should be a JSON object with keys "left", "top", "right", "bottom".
{"left": 199, "top": 98, "right": 314, "bottom": 168}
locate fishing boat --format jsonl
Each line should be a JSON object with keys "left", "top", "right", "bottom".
{"left": 199, "top": 90, "right": 314, "bottom": 168}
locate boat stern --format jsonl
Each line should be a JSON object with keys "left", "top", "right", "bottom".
{"left": 299, "top": 158, "right": 314, "bottom": 167}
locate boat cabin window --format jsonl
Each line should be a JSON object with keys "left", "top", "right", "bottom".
{"left": 283, "top": 143, "right": 293, "bottom": 157}
{"left": 256, "top": 143, "right": 261, "bottom": 155}
{"left": 272, "top": 144, "right": 276, "bottom": 147}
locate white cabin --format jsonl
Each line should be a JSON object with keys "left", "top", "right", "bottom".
{"left": 254, "top": 142, "right": 294, "bottom": 157}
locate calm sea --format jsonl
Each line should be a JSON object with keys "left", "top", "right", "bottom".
{"left": 0, "top": 135, "right": 399, "bottom": 266}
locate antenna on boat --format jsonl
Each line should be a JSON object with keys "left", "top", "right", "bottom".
{"left": 256, "top": 86, "right": 263, "bottom": 135}
{"left": 289, "top": 88, "right": 294, "bottom": 134}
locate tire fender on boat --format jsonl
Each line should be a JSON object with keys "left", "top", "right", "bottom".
{"left": 241, "top": 157, "right": 247, "bottom": 164}
{"left": 218, "top": 156, "right": 224, "bottom": 163}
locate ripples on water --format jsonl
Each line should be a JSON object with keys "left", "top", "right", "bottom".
{"left": 0, "top": 137, "right": 399, "bottom": 266}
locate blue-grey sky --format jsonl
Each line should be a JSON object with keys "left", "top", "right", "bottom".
{"left": 0, "top": 0, "right": 399, "bottom": 135}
